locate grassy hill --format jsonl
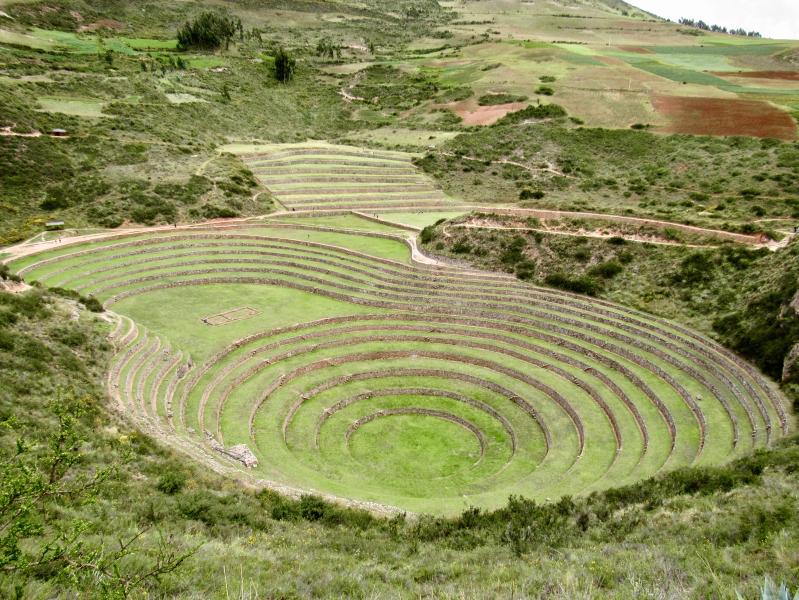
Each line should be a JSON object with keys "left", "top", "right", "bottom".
{"left": 1, "top": 0, "right": 797, "bottom": 242}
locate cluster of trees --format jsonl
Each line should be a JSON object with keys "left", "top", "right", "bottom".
{"left": 174, "top": 12, "right": 296, "bottom": 83}
{"left": 316, "top": 37, "right": 342, "bottom": 60}
{"left": 177, "top": 12, "right": 243, "bottom": 50}
{"left": 678, "top": 18, "right": 762, "bottom": 38}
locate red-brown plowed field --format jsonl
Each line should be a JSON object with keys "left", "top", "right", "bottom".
{"left": 618, "top": 46, "right": 652, "bottom": 54}
{"left": 651, "top": 95, "right": 797, "bottom": 140}
{"left": 711, "top": 70, "right": 799, "bottom": 81}
{"left": 441, "top": 100, "right": 528, "bottom": 125}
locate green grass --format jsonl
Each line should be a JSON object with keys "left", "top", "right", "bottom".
{"left": 347, "top": 413, "right": 483, "bottom": 481}
{"left": 343, "top": 127, "right": 461, "bottom": 149}
{"left": 375, "top": 210, "right": 468, "bottom": 228}
{"left": 36, "top": 95, "right": 108, "bottom": 117}
{"left": 269, "top": 213, "right": 410, "bottom": 233}
{"left": 121, "top": 37, "right": 178, "bottom": 50}
{"left": 116, "top": 284, "right": 378, "bottom": 363}
{"left": 0, "top": 27, "right": 55, "bottom": 49}
{"left": 184, "top": 55, "right": 227, "bottom": 69}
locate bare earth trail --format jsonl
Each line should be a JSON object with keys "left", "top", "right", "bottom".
{"left": 2, "top": 206, "right": 790, "bottom": 264}
{"left": 446, "top": 223, "right": 716, "bottom": 249}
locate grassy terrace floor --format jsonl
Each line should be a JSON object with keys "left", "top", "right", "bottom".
{"left": 7, "top": 222, "right": 789, "bottom": 514}
{"left": 238, "top": 143, "right": 462, "bottom": 213}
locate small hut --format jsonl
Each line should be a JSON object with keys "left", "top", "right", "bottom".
{"left": 45, "top": 221, "right": 65, "bottom": 231}
{"left": 50, "top": 128, "right": 68, "bottom": 137}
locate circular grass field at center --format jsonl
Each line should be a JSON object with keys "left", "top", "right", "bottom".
{"left": 6, "top": 219, "right": 790, "bottom": 514}
{"left": 349, "top": 413, "right": 483, "bottom": 485}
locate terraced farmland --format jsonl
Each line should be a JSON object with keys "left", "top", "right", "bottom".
{"left": 240, "top": 143, "right": 461, "bottom": 213}
{"left": 7, "top": 221, "right": 789, "bottom": 514}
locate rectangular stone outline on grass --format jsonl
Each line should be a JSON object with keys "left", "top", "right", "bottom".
{"left": 202, "top": 306, "right": 261, "bottom": 326}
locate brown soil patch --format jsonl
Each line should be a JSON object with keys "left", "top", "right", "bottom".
{"left": 441, "top": 100, "right": 527, "bottom": 126}
{"left": 596, "top": 56, "right": 626, "bottom": 67}
{"left": 78, "top": 19, "right": 125, "bottom": 32}
{"left": 651, "top": 95, "right": 797, "bottom": 140}
{"left": 711, "top": 70, "right": 799, "bottom": 81}
{"left": 618, "top": 46, "right": 652, "bottom": 54}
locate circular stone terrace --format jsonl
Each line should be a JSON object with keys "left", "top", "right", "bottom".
{"left": 5, "top": 219, "right": 790, "bottom": 515}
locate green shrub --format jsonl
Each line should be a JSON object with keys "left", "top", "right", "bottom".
{"left": 589, "top": 261, "right": 623, "bottom": 279}
{"left": 452, "top": 240, "right": 472, "bottom": 254}
{"left": 495, "top": 103, "right": 567, "bottom": 126}
{"left": 544, "top": 273, "right": 602, "bottom": 296}
{"left": 157, "top": 471, "right": 187, "bottom": 495}
{"left": 573, "top": 248, "right": 591, "bottom": 262}
{"left": 519, "top": 189, "right": 545, "bottom": 200}
{"left": 673, "top": 252, "right": 715, "bottom": 285}
{"left": 500, "top": 236, "right": 527, "bottom": 265}
{"left": 274, "top": 47, "right": 296, "bottom": 83}
{"left": 477, "top": 93, "right": 527, "bottom": 106}
{"left": 515, "top": 260, "right": 537, "bottom": 280}
{"left": 420, "top": 225, "right": 437, "bottom": 244}
{"left": 80, "top": 296, "right": 104, "bottom": 313}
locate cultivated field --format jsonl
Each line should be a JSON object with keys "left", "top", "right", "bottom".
{"left": 7, "top": 219, "right": 789, "bottom": 514}
{"left": 239, "top": 143, "right": 461, "bottom": 213}
{"left": 374, "top": 1, "right": 799, "bottom": 137}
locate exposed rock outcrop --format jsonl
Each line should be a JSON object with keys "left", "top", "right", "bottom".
{"left": 783, "top": 343, "right": 799, "bottom": 383}
{"left": 205, "top": 432, "right": 258, "bottom": 468}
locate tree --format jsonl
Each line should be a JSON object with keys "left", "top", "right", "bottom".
{"left": 274, "top": 47, "right": 296, "bottom": 83}
{"left": 316, "top": 37, "right": 341, "bottom": 60}
{"left": 176, "top": 12, "right": 239, "bottom": 51}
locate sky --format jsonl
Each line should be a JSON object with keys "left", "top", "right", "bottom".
{"left": 629, "top": 0, "right": 799, "bottom": 40}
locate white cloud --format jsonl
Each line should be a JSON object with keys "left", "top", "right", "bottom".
{"left": 630, "top": 0, "right": 799, "bottom": 39}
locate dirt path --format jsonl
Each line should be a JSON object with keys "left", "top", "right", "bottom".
{"left": 339, "top": 71, "right": 365, "bottom": 103}
{"left": 1, "top": 217, "right": 263, "bottom": 262}
{"left": 482, "top": 207, "right": 770, "bottom": 246}
{"left": 437, "top": 150, "right": 569, "bottom": 178}
{"left": 0, "top": 126, "right": 42, "bottom": 138}
{"left": 406, "top": 235, "right": 449, "bottom": 267}
{"left": 447, "top": 223, "right": 715, "bottom": 249}
{"left": 3, "top": 204, "right": 790, "bottom": 265}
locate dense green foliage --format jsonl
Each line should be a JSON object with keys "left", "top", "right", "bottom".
{"left": 477, "top": 93, "right": 528, "bottom": 106}
{"left": 714, "top": 254, "right": 799, "bottom": 381}
{"left": 273, "top": 47, "right": 297, "bottom": 83}
{"left": 176, "top": 11, "right": 241, "bottom": 51}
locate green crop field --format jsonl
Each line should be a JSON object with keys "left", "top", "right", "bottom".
{"left": 7, "top": 219, "right": 789, "bottom": 514}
